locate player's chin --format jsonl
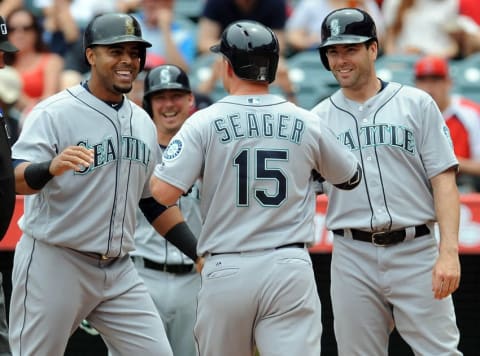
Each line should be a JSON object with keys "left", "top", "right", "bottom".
{"left": 113, "top": 83, "right": 133, "bottom": 94}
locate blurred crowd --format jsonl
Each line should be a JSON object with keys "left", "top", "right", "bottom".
{"left": 1, "top": 0, "right": 480, "bottom": 191}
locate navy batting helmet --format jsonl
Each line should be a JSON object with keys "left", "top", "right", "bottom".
{"left": 143, "top": 64, "right": 191, "bottom": 116}
{"left": 83, "top": 13, "right": 152, "bottom": 71}
{"left": 210, "top": 20, "right": 279, "bottom": 83}
{"left": 318, "top": 8, "right": 377, "bottom": 70}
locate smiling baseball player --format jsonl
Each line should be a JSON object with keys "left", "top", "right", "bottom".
{"left": 312, "top": 8, "right": 462, "bottom": 356}
{"left": 9, "top": 13, "right": 198, "bottom": 356}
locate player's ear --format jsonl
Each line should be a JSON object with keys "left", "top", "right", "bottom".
{"left": 188, "top": 93, "right": 195, "bottom": 109}
{"left": 225, "top": 60, "right": 234, "bottom": 78}
{"left": 85, "top": 47, "right": 95, "bottom": 67}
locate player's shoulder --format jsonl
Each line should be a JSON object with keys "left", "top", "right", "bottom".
{"left": 382, "top": 82, "right": 433, "bottom": 106}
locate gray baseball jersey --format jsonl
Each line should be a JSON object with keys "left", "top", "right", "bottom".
{"left": 312, "top": 82, "right": 462, "bottom": 355}
{"left": 12, "top": 84, "right": 160, "bottom": 257}
{"left": 154, "top": 93, "right": 360, "bottom": 356}
{"left": 312, "top": 82, "right": 458, "bottom": 231}
{"left": 155, "top": 94, "right": 359, "bottom": 255}
{"left": 9, "top": 84, "right": 173, "bottom": 356}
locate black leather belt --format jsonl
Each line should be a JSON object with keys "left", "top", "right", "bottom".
{"left": 142, "top": 258, "right": 194, "bottom": 274}
{"left": 210, "top": 242, "right": 306, "bottom": 256}
{"left": 332, "top": 224, "right": 430, "bottom": 246}
{"left": 75, "top": 250, "right": 120, "bottom": 263}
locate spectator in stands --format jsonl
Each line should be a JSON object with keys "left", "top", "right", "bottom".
{"left": 6, "top": 8, "right": 64, "bottom": 122}
{"left": 195, "top": 0, "right": 297, "bottom": 104}
{"left": 286, "top": 0, "right": 386, "bottom": 53}
{"left": 459, "top": 0, "right": 480, "bottom": 25}
{"left": 445, "top": 13, "right": 480, "bottom": 59}
{"left": 33, "top": 0, "right": 120, "bottom": 74}
{"left": 197, "top": 0, "right": 288, "bottom": 55}
{"left": 382, "top": 0, "right": 459, "bottom": 58}
{"left": 415, "top": 55, "right": 480, "bottom": 192}
{"left": 132, "top": 0, "right": 197, "bottom": 73}
{"left": 39, "top": 0, "right": 81, "bottom": 57}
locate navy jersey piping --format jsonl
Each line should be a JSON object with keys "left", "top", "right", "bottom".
{"left": 67, "top": 88, "right": 122, "bottom": 256}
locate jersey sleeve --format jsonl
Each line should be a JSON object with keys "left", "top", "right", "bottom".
{"left": 153, "top": 119, "right": 203, "bottom": 193}
{"left": 316, "top": 122, "right": 359, "bottom": 185}
{"left": 419, "top": 97, "right": 459, "bottom": 178}
{"left": 11, "top": 108, "right": 58, "bottom": 162}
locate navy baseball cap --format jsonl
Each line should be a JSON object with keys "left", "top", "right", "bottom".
{"left": 0, "top": 16, "right": 18, "bottom": 53}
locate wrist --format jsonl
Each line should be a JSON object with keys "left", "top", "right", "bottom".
{"left": 24, "top": 160, "right": 54, "bottom": 190}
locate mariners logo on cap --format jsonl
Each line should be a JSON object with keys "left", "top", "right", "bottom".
{"left": 163, "top": 138, "right": 183, "bottom": 161}
{"left": 160, "top": 68, "right": 172, "bottom": 84}
{"left": 0, "top": 23, "right": 7, "bottom": 36}
{"left": 125, "top": 17, "right": 135, "bottom": 36}
{"left": 330, "top": 19, "right": 340, "bottom": 36}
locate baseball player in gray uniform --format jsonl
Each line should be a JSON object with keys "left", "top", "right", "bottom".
{"left": 312, "top": 8, "right": 462, "bottom": 356}
{"left": 9, "top": 13, "right": 199, "bottom": 356}
{"left": 150, "top": 20, "right": 362, "bottom": 356}
{"left": 130, "top": 64, "right": 202, "bottom": 356}
{"left": 0, "top": 15, "right": 18, "bottom": 356}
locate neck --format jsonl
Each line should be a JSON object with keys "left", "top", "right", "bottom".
{"left": 86, "top": 78, "right": 123, "bottom": 103}
{"left": 228, "top": 80, "right": 269, "bottom": 96}
{"left": 158, "top": 132, "right": 174, "bottom": 147}
{"left": 342, "top": 76, "right": 381, "bottom": 103}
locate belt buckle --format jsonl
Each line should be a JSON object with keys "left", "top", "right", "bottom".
{"left": 101, "top": 255, "right": 109, "bottom": 260}
{"left": 371, "top": 231, "right": 390, "bottom": 247}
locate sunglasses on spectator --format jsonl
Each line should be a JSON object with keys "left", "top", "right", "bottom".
{"left": 9, "top": 24, "right": 35, "bottom": 33}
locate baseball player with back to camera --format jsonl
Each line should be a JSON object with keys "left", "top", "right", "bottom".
{"left": 150, "top": 20, "right": 363, "bottom": 356}
{"left": 130, "top": 64, "right": 202, "bottom": 356}
{"left": 0, "top": 15, "right": 18, "bottom": 356}
{"left": 312, "top": 8, "right": 462, "bottom": 356}
{"left": 9, "top": 13, "right": 200, "bottom": 356}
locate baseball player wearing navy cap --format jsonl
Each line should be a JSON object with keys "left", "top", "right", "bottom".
{"left": 150, "top": 20, "right": 362, "bottom": 356}
{"left": 312, "top": 8, "right": 462, "bottom": 355}
{"left": 130, "top": 64, "right": 202, "bottom": 356}
{"left": 9, "top": 13, "right": 199, "bottom": 356}
{"left": 0, "top": 14, "right": 17, "bottom": 356}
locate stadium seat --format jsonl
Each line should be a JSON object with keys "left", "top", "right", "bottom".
{"left": 375, "top": 54, "right": 421, "bottom": 86}
{"left": 174, "top": 0, "right": 204, "bottom": 19}
{"left": 287, "top": 50, "right": 339, "bottom": 109}
{"left": 453, "top": 54, "right": 480, "bottom": 103}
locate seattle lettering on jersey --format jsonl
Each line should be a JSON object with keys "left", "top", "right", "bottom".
{"left": 75, "top": 136, "right": 151, "bottom": 174}
{"left": 338, "top": 123, "right": 416, "bottom": 155}
{"left": 213, "top": 112, "right": 305, "bottom": 144}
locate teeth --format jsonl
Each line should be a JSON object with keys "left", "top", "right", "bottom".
{"left": 163, "top": 112, "right": 177, "bottom": 117}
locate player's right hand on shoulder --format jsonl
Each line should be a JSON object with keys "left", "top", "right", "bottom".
{"left": 51, "top": 146, "right": 94, "bottom": 176}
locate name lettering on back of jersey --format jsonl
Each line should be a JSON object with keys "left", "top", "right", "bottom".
{"left": 213, "top": 112, "right": 305, "bottom": 144}
{"left": 75, "top": 136, "right": 151, "bottom": 174}
{"left": 338, "top": 124, "right": 415, "bottom": 154}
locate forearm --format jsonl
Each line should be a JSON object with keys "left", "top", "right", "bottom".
{"left": 150, "top": 205, "right": 198, "bottom": 261}
{"left": 431, "top": 169, "right": 460, "bottom": 254}
{"left": 14, "top": 162, "right": 43, "bottom": 195}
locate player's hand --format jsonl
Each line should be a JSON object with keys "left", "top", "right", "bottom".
{"left": 432, "top": 249, "right": 461, "bottom": 299}
{"left": 195, "top": 256, "right": 204, "bottom": 274}
{"left": 50, "top": 146, "right": 94, "bottom": 176}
